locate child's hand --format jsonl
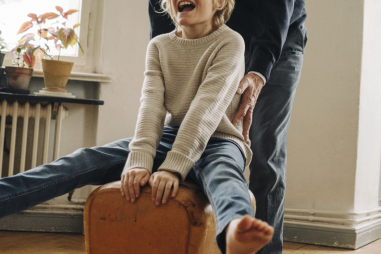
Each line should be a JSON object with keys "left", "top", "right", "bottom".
{"left": 149, "top": 171, "right": 179, "bottom": 206}
{"left": 120, "top": 167, "right": 150, "bottom": 203}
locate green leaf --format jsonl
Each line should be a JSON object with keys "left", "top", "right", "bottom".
{"left": 76, "top": 38, "right": 84, "bottom": 56}
{"left": 48, "top": 30, "right": 58, "bottom": 37}
{"left": 58, "top": 28, "right": 75, "bottom": 49}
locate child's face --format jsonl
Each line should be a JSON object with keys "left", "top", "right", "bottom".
{"left": 173, "top": 0, "right": 221, "bottom": 27}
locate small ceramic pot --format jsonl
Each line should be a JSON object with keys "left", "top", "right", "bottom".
{"left": 42, "top": 59, "right": 74, "bottom": 92}
{"left": 5, "top": 66, "right": 33, "bottom": 90}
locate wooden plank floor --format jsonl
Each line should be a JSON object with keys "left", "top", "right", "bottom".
{"left": 0, "top": 231, "right": 85, "bottom": 254}
{"left": 1, "top": 231, "right": 380, "bottom": 253}
{"left": 283, "top": 240, "right": 381, "bottom": 253}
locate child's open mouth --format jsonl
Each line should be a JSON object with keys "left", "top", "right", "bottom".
{"left": 178, "top": 1, "right": 196, "bottom": 13}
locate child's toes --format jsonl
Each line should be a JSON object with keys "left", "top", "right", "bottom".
{"left": 251, "top": 219, "right": 260, "bottom": 227}
{"left": 226, "top": 217, "right": 274, "bottom": 254}
{"left": 254, "top": 220, "right": 267, "bottom": 231}
{"left": 237, "top": 215, "right": 253, "bottom": 232}
{"left": 252, "top": 219, "right": 263, "bottom": 230}
{"left": 264, "top": 226, "right": 274, "bottom": 235}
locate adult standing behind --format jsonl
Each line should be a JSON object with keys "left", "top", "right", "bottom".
{"left": 149, "top": 0, "right": 307, "bottom": 253}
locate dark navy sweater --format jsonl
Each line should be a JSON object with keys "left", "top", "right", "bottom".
{"left": 148, "top": 0, "right": 306, "bottom": 81}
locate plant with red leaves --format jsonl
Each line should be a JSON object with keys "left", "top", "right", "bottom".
{"left": 10, "top": 6, "right": 83, "bottom": 68}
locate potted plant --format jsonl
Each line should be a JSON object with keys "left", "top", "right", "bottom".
{"left": 14, "top": 6, "right": 83, "bottom": 93}
{"left": 4, "top": 40, "right": 35, "bottom": 92}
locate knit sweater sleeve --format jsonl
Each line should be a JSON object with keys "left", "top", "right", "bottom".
{"left": 158, "top": 35, "right": 245, "bottom": 181}
{"left": 124, "top": 40, "right": 166, "bottom": 174}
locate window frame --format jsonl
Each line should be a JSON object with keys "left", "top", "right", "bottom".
{"left": 2, "top": 0, "right": 103, "bottom": 74}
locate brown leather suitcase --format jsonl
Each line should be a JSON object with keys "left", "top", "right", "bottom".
{"left": 84, "top": 180, "right": 256, "bottom": 254}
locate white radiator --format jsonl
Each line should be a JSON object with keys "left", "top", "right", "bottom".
{"left": 0, "top": 100, "right": 68, "bottom": 177}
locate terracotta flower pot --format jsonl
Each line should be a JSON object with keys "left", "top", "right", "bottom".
{"left": 5, "top": 66, "right": 33, "bottom": 90}
{"left": 42, "top": 59, "right": 74, "bottom": 92}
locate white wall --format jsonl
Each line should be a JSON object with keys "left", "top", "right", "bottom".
{"left": 379, "top": 154, "right": 381, "bottom": 204}
{"left": 286, "top": 0, "right": 364, "bottom": 212}
{"left": 354, "top": 0, "right": 381, "bottom": 212}
{"left": 379, "top": 148, "right": 381, "bottom": 203}
{"left": 96, "top": 1, "right": 150, "bottom": 146}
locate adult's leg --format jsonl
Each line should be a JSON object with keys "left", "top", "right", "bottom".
{"left": 186, "top": 137, "right": 254, "bottom": 254}
{"left": 249, "top": 24, "right": 307, "bottom": 254}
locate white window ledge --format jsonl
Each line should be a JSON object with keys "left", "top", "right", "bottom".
{"left": 32, "top": 69, "right": 112, "bottom": 83}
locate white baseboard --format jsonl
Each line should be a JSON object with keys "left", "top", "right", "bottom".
{"left": 284, "top": 207, "right": 381, "bottom": 249}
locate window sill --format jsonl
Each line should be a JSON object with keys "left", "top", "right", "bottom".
{"left": 32, "top": 69, "right": 112, "bottom": 83}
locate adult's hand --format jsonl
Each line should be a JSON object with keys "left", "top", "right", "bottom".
{"left": 232, "top": 72, "right": 264, "bottom": 141}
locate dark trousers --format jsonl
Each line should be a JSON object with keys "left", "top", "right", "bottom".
{"left": 249, "top": 25, "right": 307, "bottom": 254}
{"left": 148, "top": 7, "right": 307, "bottom": 253}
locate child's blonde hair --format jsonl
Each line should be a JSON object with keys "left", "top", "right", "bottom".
{"left": 160, "top": 0, "right": 235, "bottom": 28}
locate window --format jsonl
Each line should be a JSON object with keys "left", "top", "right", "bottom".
{"left": 0, "top": 0, "right": 99, "bottom": 73}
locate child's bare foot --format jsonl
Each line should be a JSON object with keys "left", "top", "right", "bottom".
{"left": 226, "top": 215, "right": 274, "bottom": 254}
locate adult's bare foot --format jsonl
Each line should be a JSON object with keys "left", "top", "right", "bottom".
{"left": 226, "top": 215, "right": 274, "bottom": 254}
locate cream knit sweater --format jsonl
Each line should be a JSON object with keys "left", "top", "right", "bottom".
{"left": 125, "top": 24, "right": 252, "bottom": 181}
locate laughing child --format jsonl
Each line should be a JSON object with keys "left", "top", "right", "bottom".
{"left": 120, "top": 0, "right": 274, "bottom": 253}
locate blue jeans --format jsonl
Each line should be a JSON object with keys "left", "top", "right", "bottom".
{"left": 0, "top": 128, "right": 253, "bottom": 253}
{"left": 249, "top": 24, "right": 307, "bottom": 254}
